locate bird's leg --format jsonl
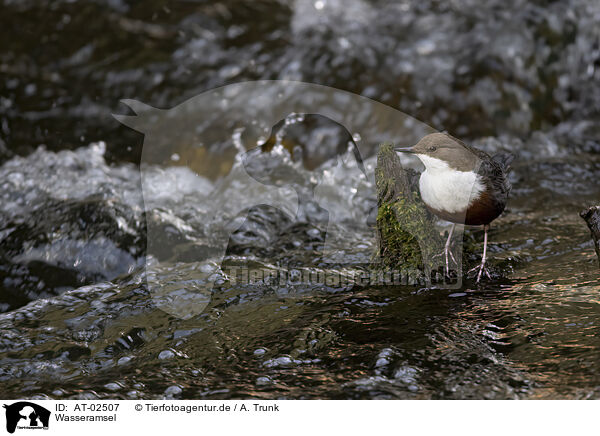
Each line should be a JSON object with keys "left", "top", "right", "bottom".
{"left": 433, "top": 223, "right": 457, "bottom": 274}
{"left": 468, "top": 224, "right": 492, "bottom": 282}
{"left": 444, "top": 223, "right": 457, "bottom": 272}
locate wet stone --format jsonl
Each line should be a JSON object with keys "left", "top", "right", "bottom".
{"left": 164, "top": 385, "right": 183, "bottom": 397}
{"left": 104, "top": 382, "right": 122, "bottom": 392}
{"left": 263, "top": 356, "right": 296, "bottom": 368}
{"left": 158, "top": 350, "right": 175, "bottom": 360}
{"left": 117, "top": 356, "right": 133, "bottom": 365}
{"left": 256, "top": 376, "right": 274, "bottom": 386}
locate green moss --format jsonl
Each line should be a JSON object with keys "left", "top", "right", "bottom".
{"left": 376, "top": 201, "right": 423, "bottom": 267}
{"left": 374, "top": 143, "right": 444, "bottom": 273}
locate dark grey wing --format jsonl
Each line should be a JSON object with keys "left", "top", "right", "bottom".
{"left": 478, "top": 154, "right": 513, "bottom": 208}
{"left": 445, "top": 132, "right": 513, "bottom": 214}
{"left": 491, "top": 152, "right": 514, "bottom": 194}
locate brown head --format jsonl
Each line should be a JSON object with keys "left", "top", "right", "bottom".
{"left": 395, "top": 132, "right": 480, "bottom": 172}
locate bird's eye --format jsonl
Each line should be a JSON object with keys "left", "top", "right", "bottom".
{"left": 428, "top": 146, "right": 437, "bottom": 152}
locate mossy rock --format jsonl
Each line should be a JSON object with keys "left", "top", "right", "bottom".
{"left": 374, "top": 143, "right": 444, "bottom": 275}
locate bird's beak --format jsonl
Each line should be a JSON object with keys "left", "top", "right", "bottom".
{"left": 394, "top": 146, "right": 416, "bottom": 154}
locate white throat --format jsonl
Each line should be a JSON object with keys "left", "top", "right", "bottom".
{"left": 416, "top": 154, "right": 484, "bottom": 213}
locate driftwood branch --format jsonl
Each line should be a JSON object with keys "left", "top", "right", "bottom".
{"left": 580, "top": 206, "right": 600, "bottom": 267}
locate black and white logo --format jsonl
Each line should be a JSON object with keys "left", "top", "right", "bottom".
{"left": 3, "top": 402, "right": 50, "bottom": 434}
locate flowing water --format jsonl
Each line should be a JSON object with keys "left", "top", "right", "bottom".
{"left": 0, "top": 0, "right": 599, "bottom": 399}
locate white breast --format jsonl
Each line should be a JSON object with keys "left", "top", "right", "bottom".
{"left": 416, "top": 155, "right": 485, "bottom": 213}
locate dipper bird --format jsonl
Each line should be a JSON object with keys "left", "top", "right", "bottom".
{"left": 395, "top": 133, "right": 514, "bottom": 282}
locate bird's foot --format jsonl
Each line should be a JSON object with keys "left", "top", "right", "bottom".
{"left": 467, "top": 260, "right": 492, "bottom": 283}
{"left": 433, "top": 245, "right": 457, "bottom": 275}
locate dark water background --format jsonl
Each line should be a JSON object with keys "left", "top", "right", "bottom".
{"left": 0, "top": 0, "right": 599, "bottom": 399}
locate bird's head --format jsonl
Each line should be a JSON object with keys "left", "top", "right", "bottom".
{"left": 395, "top": 132, "right": 479, "bottom": 172}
